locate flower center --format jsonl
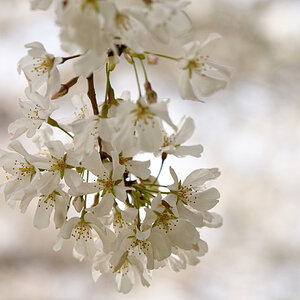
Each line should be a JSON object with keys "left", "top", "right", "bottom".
{"left": 72, "top": 221, "right": 93, "bottom": 241}
{"left": 115, "top": 13, "right": 131, "bottom": 32}
{"left": 49, "top": 156, "right": 67, "bottom": 173}
{"left": 32, "top": 55, "right": 54, "bottom": 77}
{"left": 132, "top": 103, "right": 155, "bottom": 126}
{"left": 12, "top": 160, "right": 35, "bottom": 180}
{"left": 81, "top": 0, "right": 99, "bottom": 12}
{"left": 185, "top": 56, "right": 210, "bottom": 78}
{"left": 23, "top": 103, "right": 44, "bottom": 121}
{"left": 38, "top": 193, "right": 55, "bottom": 210}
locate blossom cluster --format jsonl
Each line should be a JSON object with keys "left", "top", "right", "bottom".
{"left": 0, "top": 0, "right": 232, "bottom": 293}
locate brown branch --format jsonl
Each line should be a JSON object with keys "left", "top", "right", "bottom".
{"left": 87, "top": 73, "right": 99, "bottom": 115}
{"left": 87, "top": 73, "right": 102, "bottom": 152}
{"left": 51, "top": 76, "right": 79, "bottom": 100}
{"left": 61, "top": 54, "right": 81, "bottom": 64}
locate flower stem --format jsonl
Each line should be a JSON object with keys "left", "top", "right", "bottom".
{"left": 84, "top": 171, "right": 89, "bottom": 209}
{"left": 51, "top": 76, "right": 79, "bottom": 100}
{"left": 104, "top": 63, "right": 110, "bottom": 105}
{"left": 61, "top": 54, "right": 81, "bottom": 64}
{"left": 87, "top": 73, "right": 99, "bottom": 115}
{"left": 47, "top": 117, "right": 73, "bottom": 139}
{"left": 131, "top": 56, "right": 142, "bottom": 98}
{"left": 144, "top": 51, "right": 180, "bottom": 61}
{"left": 151, "top": 154, "right": 167, "bottom": 186}
{"left": 139, "top": 59, "right": 148, "bottom": 82}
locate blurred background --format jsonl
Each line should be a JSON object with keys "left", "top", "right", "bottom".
{"left": 0, "top": 0, "right": 300, "bottom": 299}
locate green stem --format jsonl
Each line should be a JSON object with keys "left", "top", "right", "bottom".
{"left": 47, "top": 117, "right": 73, "bottom": 139}
{"left": 142, "top": 183, "right": 169, "bottom": 188}
{"left": 131, "top": 56, "right": 142, "bottom": 98}
{"left": 104, "top": 63, "right": 110, "bottom": 105}
{"left": 133, "top": 185, "right": 168, "bottom": 195}
{"left": 139, "top": 59, "right": 148, "bottom": 82}
{"left": 84, "top": 171, "right": 89, "bottom": 209}
{"left": 144, "top": 51, "right": 180, "bottom": 61}
{"left": 151, "top": 157, "right": 166, "bottom": 186}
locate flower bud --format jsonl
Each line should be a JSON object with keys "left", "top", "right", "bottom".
{"left": 72, "top": 196, "right": 84, "bottom": 213}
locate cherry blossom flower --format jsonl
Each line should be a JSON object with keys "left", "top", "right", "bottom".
{"left": 132, "top": 0, "right": 191, "bottom": 44}
{"left": 178, "top": 34, "right": 233, "bottom": 101}
{"left": 144, "top": 193, "right": 200, "bottom": 251}
{"left": 109, "top": 96, "right": 176, "bottom": 153}
{"left": 165, "top": 167, "right": 221, "bottom": 221}
{"left": 158, "top": 116, "right": 203, "bottom": 157}
{"left": 59, "top": 213, "right": 114, "bottom": 260}
{"left": 8, "top": 89, "right": 58, "bottom": 139}
{"left": 0, "top": 141, "right": 40, "bottom": 206}
{"left": 69, "top": 150, "right": 128, "bottom": 217}
{"left": 22, "top": 185, "right": 70, "bottom": 230}
{"left": 18, "top": 42, "right": 62, "bottom": 95}
{"left": 29, "top": 140, "right": 79, "bottom": 195}
{"left": 92, "top": 250, "right": 150, "bottom": 294}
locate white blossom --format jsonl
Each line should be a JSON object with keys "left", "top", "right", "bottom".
{"left": 68, "top": 150, "right": 127, "bottom": 217}
{"left": 0, "top": 140, "right": 40, "bottom": 206}
{"left": 165, "top": 167, "right": 221, "bottom": 225}
{"left": 144, "top": 194, "right": 200, "bottom": 251}
{"left": 1, "top": 0, "right": 229, "bottom": 293}
{"left": 29, "top": 140, "right": 79, "bottom": 195}
{"left": 8, "top": 89, "right": 57, "bottom": 139}
{"left": 178, "top": 34, "right": 233, "bottom": 101}
{"left": 31, "top": 186, "right": 69, "bottom": 230}
{"left": 159, "top": 116, "right": 203, "bottom": 157}
{"left": 59, "top": 213, "right": 114, "bottom": 260}
{"left": 109, "top": 96, "right": 176, "bottom": 153}
{"left": 132, "top": 0, "right": 191, "bottom": 44}
{"left": 18, "top": 42, "right": 62, "bottom": 95}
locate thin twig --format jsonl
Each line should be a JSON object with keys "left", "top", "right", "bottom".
{"left": 144, "top": 51, "right": 180, "bottom": 61}
{"left": 61, "top": 54, "right": 81, "bottom": 64}
{"left": 87, "top": 73, "right": 102, "bottom": 152}
{"left": 131, "top": 56, "right": 142, "bottom": 98}
{"left": 87, "top": 73, "right": 99, "bottom": 115}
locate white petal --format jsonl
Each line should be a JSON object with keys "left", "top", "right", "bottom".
{"left": 190, "top": 188, "right": 220, "bottom": 211}
{"left": 45, "top": 140, "right": 65, "bottom": 159}
{"left": 54, "top": 195, "right": 68, "bottom": 229}
{"left": 183, "top": 168, "right": 220, "bottom": 187}
{"left": 148, "top": 229, "right": 171, "bottom": 261}
{"left": 168, "top": 166, "right": 179, "bottom": 189}
{"left": 113, "top": 185, "right": 127, "bottom": 202}
{"left": 174, "top": 117, "right": 195, "bottom": 145}
{"left": 33, "top": 196, "right": 54, "bottom": 229}
{"left": 173, "top": 145, "right": 203, "bottom": 157}
{"left": 177, "top": 201, "right": 204, "bottom": 227}
{"left": 168, "top": 219, "right": 199, "bottom": 250}
{"left": 60, "top": 217, "right": 80, "bottom": 239}
{"left": 126, "top": 160, "right": 150, "bottom": 180}
{"left": 93, "top": 193, "right": 114, "bottom": 217}
{"left": 179, "top": 71, "right": 202, "bottom": 102}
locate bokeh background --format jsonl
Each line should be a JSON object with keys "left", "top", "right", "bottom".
{"left": 1, "top": 0, "right": 300, "bottom": 299}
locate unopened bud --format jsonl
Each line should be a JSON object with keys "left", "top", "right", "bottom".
{"left": 124, "top": 53, "right": 133, "bottom": 64}
{"left": 145, "top": 81, "right": 157, "bottom": 104}
{"left": 93, "top": 193, "right": 99, "bottom": 207}
{"left": 146, "top": 54, "right": 158, "bottom": 65}
{"left": 72, "top": 196, "right": 84, "bottom": 213}
{"left": 106, "top": 55, "right": 120, "bottom": 72}
{"left": 51, "top": 76, "right": 79, "bottom": 100}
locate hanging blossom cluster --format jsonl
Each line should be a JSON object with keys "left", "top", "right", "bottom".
{"left": 0, "top": 0, "right": 232, "bottom": 293}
